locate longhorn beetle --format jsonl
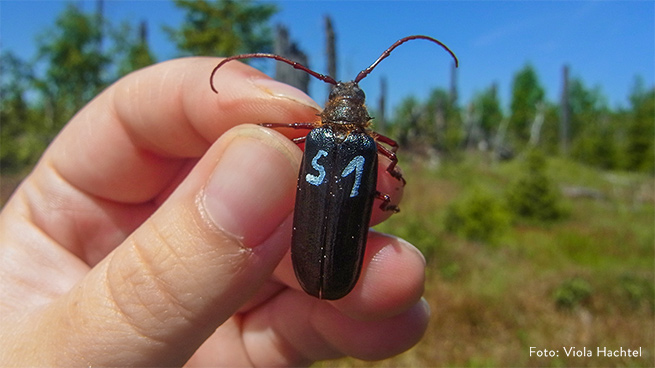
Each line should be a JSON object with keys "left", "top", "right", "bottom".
{"left": 211, "top": 35, "right": 458, "bottom": 300}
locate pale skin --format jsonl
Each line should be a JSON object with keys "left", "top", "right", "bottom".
{"left": 0, "top": 57, "right": 428, "bottom": 367}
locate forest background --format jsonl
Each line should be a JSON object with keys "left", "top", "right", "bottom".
{"left": 1, "top": 1, "right": 653, "bottom": 367}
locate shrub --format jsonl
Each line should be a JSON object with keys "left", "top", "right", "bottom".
{"left": 553, "top": 277, "right": 593, "bottom": 309}
{"left": 506, "top": 149, "right": 567, "bottom": 222}
{"left": 618, "top": 274, "right": 655, "bottom": 310}
{"left": 444, "top": 187, "right": 511, "bottom": 244}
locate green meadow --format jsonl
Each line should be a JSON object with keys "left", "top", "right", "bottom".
{"left": 322, "top": 153, "right": 654, "bottom": 367}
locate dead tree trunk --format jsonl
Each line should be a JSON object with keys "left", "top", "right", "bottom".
{"left": 96, "top": 0, "right": 104, "bottom": 53}
{"left": 529, "top": 101, "right": 546, "bottom": 146}
{"left": 274, "top": 25, "right": 309, "bottom": 93}
{"left": 139, "top": 20, "right": 147, "bottom": 45}
{"left": 325, "top": 15, "right": 337, "bottom": 98}
{"left": 377, "top": 76, "right": 387, "bottom": 132}
{"left": 449, "top": 62, "right": 458, "bottom": 106}
{"left": 560, "top": 64, "right": 570, "bottom": 155}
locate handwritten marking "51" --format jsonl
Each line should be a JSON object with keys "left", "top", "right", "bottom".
{"left": 306, "top": 150, "right": 365, "bottom": 198}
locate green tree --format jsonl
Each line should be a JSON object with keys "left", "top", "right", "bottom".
{"left": 390, "top": 95, "right": 423, "bottom": 147}
{"left": 167, "top": 0, "right": 277, "bottom": 57}
{"left": 390, "top": 89, "right": 462, "bottom": 156}
{"left": 537, "top": 103, "right": 561, "bottom": 154}
{"left": 506, "top": 149, "right": 566, "bottom": 222}
{"left": 571, "top": 115, "right": 618, "bottom": 169}
{"left": 3, "top": 5, "right": 160, "bottom": 174}
{"left": 568, "top": 78, "right": 607, "bottom": 138}
{"left": 0, "top": 52, "right": 45, "bottom": 171}
{"left": 426, "top": 88, "right": 463, "bottom": 155}
{"left": 568, "top": 78, "right": 617, "bottom": 169}
{"left": 625, "top": 78, "right": 655, "bottom": 173}
{"left": 509, "top": 64, "right": 545, "bottom": 145}
{"left": 0, "top": 52, "right": 31, "bottom": 128}
{"left": 114, "top": 21, "right": 156, "bottom": 77}
{"left": 474, "top": 84, "right": 503, "bottom": 143}
{"left": 36, "top": 3, "right": 109, "bottom": 129}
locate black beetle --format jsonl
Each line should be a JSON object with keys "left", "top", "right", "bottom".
{"left": 211, "top": 35, "right": 458, "bottom": 299}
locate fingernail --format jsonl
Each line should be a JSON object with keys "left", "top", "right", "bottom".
{"left": 203, "top": 127, "right": 299, "bottom": 247}
{"left": 371, "top": 231, "right": 426, "bottom": 267}
{"left": 250, "top": 77, "right": 322, "bottom": 111}
{"left": 419, "top": 297, "right": 431, "bottom": 318}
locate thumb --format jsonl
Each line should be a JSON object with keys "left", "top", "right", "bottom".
{"left": 31, "top": 125, "right": 301, "bottom": 366}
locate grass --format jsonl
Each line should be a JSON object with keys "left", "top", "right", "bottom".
{"left": 317, "top": 152, "right": 654, "bottom": 367}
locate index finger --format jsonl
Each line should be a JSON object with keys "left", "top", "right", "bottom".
{"left": 48, "top": 57, "right": 321, "bottom": 203}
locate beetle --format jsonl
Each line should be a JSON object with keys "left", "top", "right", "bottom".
{"left": 211, "top": 35, "right": 458, "bottom": 299}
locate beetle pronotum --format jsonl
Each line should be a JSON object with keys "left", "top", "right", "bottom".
{"left": 211, "top": 35, "right": 458, "bottom": 300}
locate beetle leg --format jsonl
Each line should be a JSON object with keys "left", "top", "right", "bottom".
{"left": 375, "top": 191, "right": 400, "bottom": 213}
{"left": 292, "top": 135, "right": 306, "bottom": 144}
{"left": 259, "top": 122, "right": 318, "bottom": 129}
{"left": 375, "top": 144, "right": 406, "bottom": 185}
{"left": 373, "top": 133, "right": 400, "bottom": 153}
{"left": 371, "top": 133, "right": 405, "bottom": 185}
{"left": 376, "top": 144, "right": 399, "bottom": 174}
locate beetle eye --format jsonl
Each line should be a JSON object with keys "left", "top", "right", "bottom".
{"left": 328, "top": 86, "right": 339, "bottom": 100}
{"left": 353, "top": 85, "right": 366, "bottom": 101}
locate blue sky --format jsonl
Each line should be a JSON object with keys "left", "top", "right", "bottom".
{"left": 1, "top": 1, "right": 653, "bottom": 115}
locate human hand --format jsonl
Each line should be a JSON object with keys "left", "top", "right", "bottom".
{"left": 0, "top": 57, "right": 428, "bottom": 366}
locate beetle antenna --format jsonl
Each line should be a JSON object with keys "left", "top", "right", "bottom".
{"left": 354, "top": 35, "right": 459, "bottom": 83}
{"left": 210, "top": 53, "right": 337, "bottom": 93}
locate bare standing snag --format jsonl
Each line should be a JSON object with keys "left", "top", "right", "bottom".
{"left": 211, "top": 35, "right": 458, "bottom": 300}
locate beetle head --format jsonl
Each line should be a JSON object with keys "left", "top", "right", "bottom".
{"left": 321, "top": 81, "right": 371, "bottom": 128}
{"left": 328, "top": 81, "right": 366, "bottom": 103}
